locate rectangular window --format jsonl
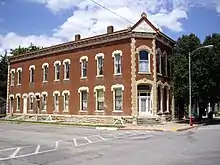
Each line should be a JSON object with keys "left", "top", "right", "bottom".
{"left": 81, "top": 60, "right": 87, "bottom": 78}
{"left": 16, "top": 96, "right": 21, "bottom": 111}
{"left": 64, "top": 62, "right": 70, "bottom": 79}
{"left": 30, "top": 68, "right": 34, "bottom": 83}
{"left": 96, "top": 89, "right": 104, "bottom": 110}
{"left": 10, "top": 97, "right": 14, "bottom": 112}
{"left": 139, "top": 50, "right": 149, "bottom": 73}
{"left": 11, "top": 72, "right": 15, "bottom": 86}
{"left": 114, "top": 88, "right": 123, "bottom": 111}
{"left": 114, "top": 54, "right": 121, "bottom": 74}
{"left": 42, "top": 94, "right": 47, "bottom": 111}
{"left": 53, "top": 94, "right": 59, "bottom": 111}
{"left": 17, "top": 70, "right": 21, "bottom": 85}
{"left": 81, "top": 91, "right": 88, "bottom": 110}
{"left": 63, "top": 93, "right": 69, "bottom": 111}
{"left": 29, "top": 96, "right": 34, "bottom": 110}
{"left": 43, "top": 66, "right": 48, "bottom": 82}
{"left": 97, "top": 57, "right": 103, "bottom": 76}
{"left": 55, "top": 64, "right": 60, "bottom": 80}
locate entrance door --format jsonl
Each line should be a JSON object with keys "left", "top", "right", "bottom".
{"left": 23, "top": 97, "right": 27, "bottom": 114}
{"left": 139, "top": 94, "right": 152, "bottom": 117}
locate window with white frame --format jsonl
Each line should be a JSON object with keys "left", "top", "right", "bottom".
{"left": 96, "top": 89, "right": 104, "bottom": 111}
{"left": 41, "top": 94, "right": 47, "bottom": 111}
{"left": 10, "top": 69, "right": 15, "bottom": 86}
{"left": 29, "top": 65, "right": 35, "bottom": 83}
{"left": 10, "top": 96, "right": 14, "bottom": 112}
{"left": 81, "top": 90, "right": 88, "bottom": 110}
{"left": 63, "top": 92, "right": 69, "bottom": 112}
{"left": 156, "top": 50, "right": 162, "bottom": 74}
{"left": 111, "top": 85, "right": 124, "bottom": 111}
{"left": 139, "top": 50, "right": 149, "bottom": 73}
{"left": 54, "top": 61, "right": 61, "bottom": 81}
{"left": 17, "top": 68, "right": 22, "bottom": 85}
{"left": 42, "top": 63, "right": 49, "bottom": 82}
{"left": 81, "top": 59, "right": 87, "bottom": 78}
{"left": 112, "top": 50, "right": 122, "bottom": 75}
{"left": 53, "top": 92, "right": 59, "bottom": 112}
{"left": 164, "top": 53, "right": 168, "bottom": 76}
{"left": 63, "top": 61, "right": 70, "bottom": 80}
{"left": 29, "top": 95, "right": 34, "bottom": 110}
{"left": 95, "top": 53, "right": 104, "bottom": 77}
{"left": 16, "top": 94, "right": 21, "bottom": 111}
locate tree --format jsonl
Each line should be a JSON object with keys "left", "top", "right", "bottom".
{"left": 10, "top": 43, "right": 42, "bottom": 56}
{"left": 0, "top": 51, "right": 8, "bottom": 99}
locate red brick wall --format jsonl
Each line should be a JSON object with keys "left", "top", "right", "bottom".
{"left": 9, "top": 39, "right": 132, "bottom": 116}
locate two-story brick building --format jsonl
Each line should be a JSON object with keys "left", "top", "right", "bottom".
{"left": 7, "top": 13, "right": 175, "bottom": 122}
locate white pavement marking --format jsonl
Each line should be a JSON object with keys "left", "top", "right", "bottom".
{"left": 73, "top": 138, "right": 78, "bottom": 147}
{"left": 34, "top": 145, "right": 40, "bottom": 153}
{"left": 55, "top": 141, "right": 59, "bottom": 149}
{"left": 9, "top": 147, "right": 21, "bottom": 158}
{"left": 0, "top": 147, "right": 19, "bottom": 152}
{"left": 84, "top": 137, "right": 92, "bottom": 143}
{"left": 97, "top": 135, "right": 106, "bottom": 141}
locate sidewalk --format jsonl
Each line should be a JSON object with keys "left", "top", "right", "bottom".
{"left": 118, "top": 123, "right": 201, "bottom": 132}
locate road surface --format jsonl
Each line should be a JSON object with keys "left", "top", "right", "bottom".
{"left": 0, "top": 122, "right": 220, "bottom": 165}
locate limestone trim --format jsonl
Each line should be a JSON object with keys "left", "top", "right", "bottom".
{"left": 78, "top": 86, "right": 89, "bottom": 93}
{"left": 53, "top": 60, "right": 61, "bottom": 66}
{"left": 112, "top": 50, "right": 122, "bottom": 57}
{"left": 152, "top": 38, "right": 158, "bottom": 116}
{"left": 28, "top": 92, "right": 35, "bottom": 97}
{"left": 42, "top": 62, "right": 49, "bottom": 68}
{"left": 63, "top": 59, "right": 71, "bottom": 65}
{"left": 29, "top": 65, "right": 35, "bottom": 70}
{"left": 95, "top": 53, "right": 104, "bottom": 60}
{"left": 157, "top": 80, "right": 164, "bottom": 88}
{"left": 164, "top": 82, "right": 170, "bottom": 89}
{"left": 16, "top": 67, "right": 22, "bottom": 72}
{"left": 35, "top": 93, "right": 41, "bottom": 98}
{"left": 9, "top": 94, "right": 14, "bottom": 99}
{"left": 53, "top": 91, "right": 61, "bottom": 96}
{"left": 111, "top": 84, "right": 124, "bottom": 91}
{"left": 79, "top": 56, "right": 88, "bottom": 62}
{"left": 136, "top": 45, "right": 153, "bottom": 54}
{"left": 130, "top": 38, "right": 137, "bottom": 117}
{"left": 15, "top": 93, "right": 21, "bottom": 98}
{"left": 41, "top": 91, "right": 48, "bottom": 97}
{"left": 94, "top": 85, "right": 106, "bottom": 92}
{"left": 6, "top": 62, "right": 10, "bottom": 114}
{"left": 10, "top": 69, "right": 15, "bottom": 73}
{"left": 62, "top": 90, "right": 70, "bottom": 96}
{"left": 22, "top": 93, "right": 28, "bottom": 98}
{"left": 136, "top": 78, "right": 154, "bottom": 85}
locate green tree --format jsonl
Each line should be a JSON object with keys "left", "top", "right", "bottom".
{"left": 0, "top": 51, "right": 8, "bottom": 99}
{"left": 10, "top": 43, "right": 42, "bottom": 56}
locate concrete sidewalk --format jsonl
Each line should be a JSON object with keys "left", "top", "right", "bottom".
{"left": 118, "top": 123, "right": 201, "bottom": 132}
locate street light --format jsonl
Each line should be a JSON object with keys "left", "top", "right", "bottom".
{"left": 189, "top": 45, "right": 214, "bottom": 126}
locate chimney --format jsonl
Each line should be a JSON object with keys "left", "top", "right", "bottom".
{"left": 107, "top": 26, "right": 114, "bottom": 34}
{"left": 75, "top": 34, "right": 81, "bottom": 41}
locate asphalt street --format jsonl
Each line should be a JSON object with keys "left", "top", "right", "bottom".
{"left": 0, "top": 122, "right": 220, "bottom": 165}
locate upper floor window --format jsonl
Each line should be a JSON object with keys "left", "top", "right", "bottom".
{"left": 112, "top": 50, "right": 122, "bottom": 75}
{"left": 42, "top": 63, "right": 49, "bottom": 82}
{"left": 54, "top": 61, "right": 61, "bottom": 81}
{"left": 63, "top": 59, "right": 70, "bottom": 80}
{"left": 139, "top": 50, "right": 149, "bottom": 73}
{"left": 16, "top": 68, "right": 22, "bottom": 85}
{"left": 79, "top": 56, "right": 88, "bottom": 78}
{"left": 163, "top": 52, "right": 168, "bottom": 76}
{"left": 95, "top": 53, "right": 104, "bottom": 77}
{"left": 10, "top": 69, "right": 15, "bottom": 86}
{"left": 156, "top": 49, "right": 162, "bottom": 74}
{"left": 29, "top": 65, "right": 35, "bottom": 83}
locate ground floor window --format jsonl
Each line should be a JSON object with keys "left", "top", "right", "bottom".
{"left": 42, "top": 94, "right": 47, "bottom": 111}
{"left": 96, "top": 89, "right": 104, "bottom": 111}
{"left": 114, "top": 88, "right": 123, "bottom": 111}
{"left": 16, "top": 95, "right": 21, "bottom": 111}
{"left": 29, "top": 95, "right": 34, "bottom": 110}
{"left": 10, "top": 97, "right": 14, "bottom": 112}
{"left": 53, "top": 93, "right": 59, "bottom": 112}
{"left": 81, "top": 90, "right": 88, "bottom": 111}
{"left": 63, "top": 93, "right": 69, "bottom": 112}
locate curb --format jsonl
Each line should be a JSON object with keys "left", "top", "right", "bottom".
{"left": 96, "top": 127, "right": 118, "bottom": 131}
{"left": 118, "top": 128, "right": 165, "bottom": 132}
{"left": 176, "top": 125, "right": 200, "bottom": 132}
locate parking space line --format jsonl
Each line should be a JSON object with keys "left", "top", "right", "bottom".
{"left": 34, "top": 145, "right": 40, "bottom": 153}
{"left": 0, "top": 147, "right": 18, "bottom": 152}
{"left": 73, "top": 138, "right": 77, "bottom": 147}
{"left": 84, "top": 137, "right": 92, "bottom": 143}
{"left": 97, "top": 135, "right": 106, "bottom": 141}
{"left": 9, "top": 147, "right": 21, "bottom": 158}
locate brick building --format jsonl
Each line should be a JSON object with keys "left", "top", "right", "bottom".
{"left": 7, "top": 13, "right": 175, "bottom": 121}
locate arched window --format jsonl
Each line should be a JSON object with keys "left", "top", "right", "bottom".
{"left": 139, "top": 50, "right": 149, "bottom": 73}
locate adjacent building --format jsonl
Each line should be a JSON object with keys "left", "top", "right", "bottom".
{"left": 7, "top": 13, "right": 175, "bottom": 120}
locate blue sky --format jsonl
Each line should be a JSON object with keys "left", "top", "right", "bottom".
{"left": 0, "top": 0, "right": 219, "bottom": 52}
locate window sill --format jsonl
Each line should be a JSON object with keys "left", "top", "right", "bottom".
{"left": 79, "top": 110, "right": 88, "bottom": 112}
{"left": 42, "top": 81, "right": 48, "bottom": 83}
{"left": 112, "top": 110, "right": 123, "bottom": 113}
{"left": 96, "top": 75, "right": 104, "bottom": 78}
{"left": 80, "top": 77, "right": 87, "bottom": 80}
{"left": 17, "top": 84, "right": 21, "bottom": 86}
{"left": 29, "top": 82, "right": 34, "bottom": 85}
{"left": 157, "top": 73, "right": 162, "bottom": 76}
{"left": 10, "top": 85, "right": 14, "bottom": 87}
{"left": 16, "top": 109, "right": 20, "bottom": 112}
{"left": 95, "top": 110, "right": 105, "bottom": 113}
{"left": 113, "top": 73, "right": 122, "bottom": 76}
{"left": 138, "top": 72, "right": 151, "bottom": 75}
{"left": 63, "top": 78, "right": 70, "bottom": 81}
{"left": 28, "top": 109, "right": 34, "bottom": 112}
{"left": 63, "top": 110, "right": 69, "bottom": 113}
{"left": 54, "top": 80, "right": 60, "bottom": 82}
{"left": 41, "top": 110, "right": 47, "bottom": 112}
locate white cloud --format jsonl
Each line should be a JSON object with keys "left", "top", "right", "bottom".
{"left": 0, "top": 0, "right": 219, "bottom": 54}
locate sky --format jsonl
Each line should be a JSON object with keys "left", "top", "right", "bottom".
{"left": 0, "top": 0, "right": 219, "bottom": 53}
